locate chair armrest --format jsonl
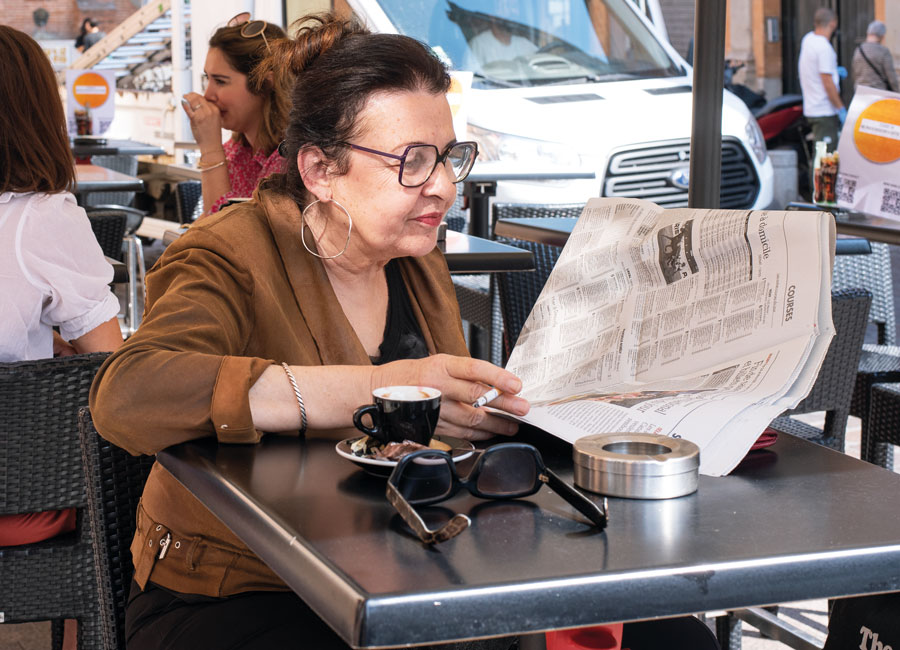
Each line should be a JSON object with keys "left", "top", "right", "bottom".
{"left": 106, "top": 256, "right": 128, "bottom": 284}
{"left": 835, "top": 238, "right": 872, "bottom": 256}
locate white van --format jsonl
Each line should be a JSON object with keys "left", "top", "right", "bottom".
{"left": 347, "top": 0, "right": 774, "bottom": 209}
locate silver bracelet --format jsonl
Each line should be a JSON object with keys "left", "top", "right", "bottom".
{"left": 281, "top": 362, "right": 308, "bottom": 434}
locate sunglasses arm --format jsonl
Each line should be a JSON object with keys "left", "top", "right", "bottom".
{"left": 386, "top": 481, "right": 471, "bottom": 544}
{"left": 542, "top": 469, "right": 609, "bottom": 529}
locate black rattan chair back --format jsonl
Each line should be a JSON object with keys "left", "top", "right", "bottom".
{"left": 493, "top": 203, "right": 584, "bottom": 358}
{"left": 79, "top": 407, "right": 154, "bottom": 650}
{"left": 770, "top": 288, "right": 872, "bottom": 450}
{"left": 0, "top": 353, "right": 109, "bottom": 649}
{"left": 833, "top": 242, "right": 896, "bottom": 345}
{"left": 175, "top": 180, "right": 203, "bottom": 224}
{"left": 87, "top": 210, "right": 127, "bottom": 262}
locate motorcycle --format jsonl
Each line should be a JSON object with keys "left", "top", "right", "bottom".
{"left": 726, "top": 61, "right": 812, "bottom": 200}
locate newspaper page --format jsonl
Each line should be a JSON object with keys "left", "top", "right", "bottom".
{"left": 505, "top": 198, "right": 835, "bottom": 476}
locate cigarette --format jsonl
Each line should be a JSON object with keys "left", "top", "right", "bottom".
{"left": 472, "top": 387, "right": 501, "bottom": 408}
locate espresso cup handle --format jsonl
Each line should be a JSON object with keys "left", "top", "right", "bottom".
{"left": 353, "top": 404, "right": 386, "bottom": 443}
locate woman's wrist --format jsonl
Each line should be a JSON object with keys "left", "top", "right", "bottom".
{"left": 199, "top": 147, "right": 226, "bottom": 161}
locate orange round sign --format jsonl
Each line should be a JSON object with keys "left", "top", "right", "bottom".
{"left": 72, "top": 72, "right": 110, "bottom": 109}
{"left": 852, "top": 98, "right": 900, "bottom": 164}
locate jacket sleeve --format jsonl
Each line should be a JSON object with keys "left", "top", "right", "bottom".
{"left": 89, "top": 227, "right": 273, "bottom": 455}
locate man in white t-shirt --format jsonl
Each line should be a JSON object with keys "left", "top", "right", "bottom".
{"left": 798, "top": 7, "right": 846, "bottom": 151}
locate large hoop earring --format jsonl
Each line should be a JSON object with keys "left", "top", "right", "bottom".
{"left": 300, "top": 199, "right": 353, "bottom": 260}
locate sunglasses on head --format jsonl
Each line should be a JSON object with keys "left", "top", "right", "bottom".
{"left": 386, "top": 442, "right": 608, "bottom": 544}
{"left": 227, "top": 12, "right": 271, "bottom": 53}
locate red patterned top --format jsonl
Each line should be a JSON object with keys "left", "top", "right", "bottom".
{"left": 209, "top": 138, "right": 284, "bottom": 214}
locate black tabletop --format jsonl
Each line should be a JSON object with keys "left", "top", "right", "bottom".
{"left": 74, "top": 164, "right": 144, "bottom": 195}
{"left": 494, "top": 216, "right": 577, "bottom": 247}
{"left": 441, "top": 230, "right": 534, "bottom": 273}
{"left": 157, "top": 428, "right": 900, "bottom": 648}
{"left": 834, "top": 212, "right": 900, "bottom": 246}
{"left": 496, "top": 216, "right": 874, "bottom": 255}
{"left": 71, "top": 138, "right": 166, "bottom": 157}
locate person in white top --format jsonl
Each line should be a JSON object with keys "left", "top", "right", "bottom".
{"left": 798, "top": 7, "right": 846, "bottom": 151}
{"left": 1, "top": 24, "right": 124, "bottom": 649}
{"left": 0, "top": 25, "right": 123, "bottom": 363}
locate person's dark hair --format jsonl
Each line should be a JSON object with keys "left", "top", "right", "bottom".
{"left": 208, "top": 20, "right": 288, "bottom": 154}
{"left": 259, "top": 14, "right": 450, "bottom": 207}
{"left": 82, "top": 18, "right": 99, "bottom": 32}
{"left": 814, "top": 8, "right": 836, "bottom": 28}
{"left": 0, "top": 25, "right": 75, "bottom": 193}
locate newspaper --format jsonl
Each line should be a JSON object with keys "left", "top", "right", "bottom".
{"left": 505, "top": 198, "right": 836, "bottom": 476}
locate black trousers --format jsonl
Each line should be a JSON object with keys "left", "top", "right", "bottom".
{"left": 126, "top": 580, "right": 515, "bottom": 650}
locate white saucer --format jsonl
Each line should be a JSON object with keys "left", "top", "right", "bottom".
{"left": 335, "top": 434, "right": 475, "bottom": 477}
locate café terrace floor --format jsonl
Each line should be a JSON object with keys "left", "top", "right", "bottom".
{"left": 1, "top": 414, "right": 893, "bottom": 650}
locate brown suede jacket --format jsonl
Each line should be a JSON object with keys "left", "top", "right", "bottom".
{"left": 89, "top": 188, "right": 469, "bottom": 597}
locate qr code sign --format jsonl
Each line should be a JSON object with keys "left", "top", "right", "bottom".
{"left": 837, "top": 176, "right": 856, "bottom": 204}
{"left": 882, "top": 188, "right": 900, "bottom": 217}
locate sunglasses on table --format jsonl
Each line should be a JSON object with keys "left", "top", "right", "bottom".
{"left": 343, "top": 141, "right": 479, "bottom": 188}
{"left": 386, "top": 442, "right": 608, "bottom": 544}
{"left": 227, "top": 12, "right": 272, "bottom": 53}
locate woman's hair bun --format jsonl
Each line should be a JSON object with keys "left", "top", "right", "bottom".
{"left": 284, "top": 14, "right": 368, "bottom": 77}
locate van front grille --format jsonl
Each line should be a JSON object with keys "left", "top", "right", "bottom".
{"left": 603, "top": 138, "right": 760, "bottom": 208}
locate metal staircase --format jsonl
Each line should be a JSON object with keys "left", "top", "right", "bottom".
{"left": 70, "top": 0, "right": 191, "bottom": 92}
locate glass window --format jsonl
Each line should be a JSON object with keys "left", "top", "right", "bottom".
{"left": 377, "top": 0, "right": 683, "bottom": 87}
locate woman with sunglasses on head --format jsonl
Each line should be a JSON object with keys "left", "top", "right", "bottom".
{"left": 91, "top": 13, "right": 528, "bottom": 650}
{"left": 181, "top": 14, "right": 289, "bottom": 217}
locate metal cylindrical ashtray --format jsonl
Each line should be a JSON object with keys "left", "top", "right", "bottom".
{"left": 573, "top": 433, "right": 700, "bottom": 499}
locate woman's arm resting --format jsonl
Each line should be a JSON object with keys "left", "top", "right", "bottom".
{"left": 250, "top": 354, "right": 530, "bottom": 439}
{"left": 71, "top": 317, "right": 123, "bottom": 354}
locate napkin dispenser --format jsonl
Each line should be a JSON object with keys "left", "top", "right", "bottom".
{"left": 572, "top": 433, "right": 699, "bottom": 499}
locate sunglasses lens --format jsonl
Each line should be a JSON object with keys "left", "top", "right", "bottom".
{"left": 475, "top": 447, "right": 539, "bottom": 496}
{"left": 228, "top": 11, "right": 251, "bottom": 27}
{"left": 396, "top": 453, "right": 454, "bottom": 504}
{"left": 241, "top": 20, "right": 267, "bottom": 38}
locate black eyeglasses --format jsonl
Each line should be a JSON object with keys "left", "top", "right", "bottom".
{"left": 386, "top": 442, "right": 608, "bottom": 544}
{"left": 344, "top": 141, "right": 479, "bottom": 188}
{"left": 227, "top": 12, "right": 271, "bottom": 53}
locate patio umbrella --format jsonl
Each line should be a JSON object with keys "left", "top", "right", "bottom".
{"left": 688, "top": 0, "right": 726, "bottom": 209}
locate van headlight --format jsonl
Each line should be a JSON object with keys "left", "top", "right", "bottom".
{"left": 745, "top": 118, "right": 768, "bottom": 164}
{"left": 469, "top": 124, "right": 584, "bottom": 168}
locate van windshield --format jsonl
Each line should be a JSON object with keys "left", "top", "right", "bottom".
{"left": 376, "top": 0, "right": 684, "bottom": 87}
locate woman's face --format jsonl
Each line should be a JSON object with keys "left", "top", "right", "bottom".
{"left": 202, "top": 47, "right": 264, "bottom": 136}
{"left": 324, "top": 89, "right": 459, "bottom": 263}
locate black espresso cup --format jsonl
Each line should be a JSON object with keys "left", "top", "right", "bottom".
{"left": 352, "top": 386, "right": 442, "bottom": 446}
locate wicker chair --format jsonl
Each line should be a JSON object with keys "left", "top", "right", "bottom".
{"left": 766, "top": 288, "right": 872, "bottom": 451}
{"left": 833, "top": 245, "right": 900, "bottom": 469}
{"left": 866, "top": 383, "right": 900, "bottom": 470}
{"left": 493, "top": 202, "right": 584, "bottom": 359}
{"left": 175, "top": 180, "right": 203, "bottom": 224}
{"left": 790, "top": 203, "right": 900, "bottom": 468}
{"left": 0, "top": 353, "right": 110, "bottom": 650}
{"left": 78, "top": 407, "right": 154, "bottom": 650}
{"left": 87, "top": 210, "right": 128, "bottom": 262}
{"left": 85, "top": 154, "right": 139, "bottom": 208}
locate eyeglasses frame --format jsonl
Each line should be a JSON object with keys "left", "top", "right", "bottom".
{"left": 344, "top": 141, "right": 479, "bottom": 188}
{"left": 386, "top": 443, "right": 608, "bottom": 544}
